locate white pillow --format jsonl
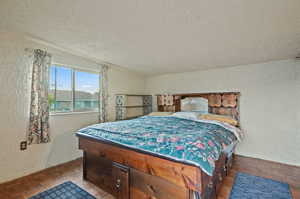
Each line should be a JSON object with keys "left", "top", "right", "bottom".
{"left": 181, "top": 97, "right": 208, "bottom": 113}
{"left": 172, "top": 112, "right": 202, "bottom": 120}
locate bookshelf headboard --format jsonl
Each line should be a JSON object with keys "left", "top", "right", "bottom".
{"left": 157, "top": 92, "right": 240, "bottom": 122}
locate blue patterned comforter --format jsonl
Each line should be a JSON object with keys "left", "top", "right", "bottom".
{"left": 77, "top": 116, "right": 239, "bottom": 176}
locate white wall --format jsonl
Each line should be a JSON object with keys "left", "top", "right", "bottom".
{"left": 0, "top": 32, "right": 145, "bottom": 183}
{"left": 145, "top": 60, "right": 300, "bottom": 167}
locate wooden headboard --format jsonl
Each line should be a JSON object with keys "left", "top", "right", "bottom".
{"left": 157, "top": 92, "right": 240, "bottom": 122}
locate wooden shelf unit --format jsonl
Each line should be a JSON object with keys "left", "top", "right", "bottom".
{"left": 115, "top": 94, "right": 152, "bottom": 120}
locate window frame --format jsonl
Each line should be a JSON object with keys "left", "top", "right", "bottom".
{"left": 49, "top": 63, "right": 100, "bottom": 115}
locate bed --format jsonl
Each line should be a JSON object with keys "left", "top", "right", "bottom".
{"left": 76, "top": 92, "right": 241, "bottom": 199}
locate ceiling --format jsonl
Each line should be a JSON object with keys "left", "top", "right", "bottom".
{"left": 1, "top": 0, "right": 299, "bottom": 75}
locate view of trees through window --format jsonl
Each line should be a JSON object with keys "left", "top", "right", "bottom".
{"left": 49, "top": 65, "right": 100, "bottom": 113}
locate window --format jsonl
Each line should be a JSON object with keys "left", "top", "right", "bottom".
{"left": 49, "top": 64, "right": 100, "bottom": 113}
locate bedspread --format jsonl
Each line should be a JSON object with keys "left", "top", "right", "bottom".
{"left": 76, "top": 116, "right": 239, "bottom": 176}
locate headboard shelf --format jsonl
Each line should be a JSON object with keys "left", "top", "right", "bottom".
{"left": 157, "top": 92, "right": 241, "bottom": 123}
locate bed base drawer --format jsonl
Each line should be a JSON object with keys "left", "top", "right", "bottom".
{"left": 130, "top": 168, "right": 190, "bottom": 199}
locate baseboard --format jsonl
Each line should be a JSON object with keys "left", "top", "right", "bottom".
{"left": 233, "top": 154, "right": 300, "bottom": 188}
{"left": 0, "top": 157, "right": 83, "bottom": 186}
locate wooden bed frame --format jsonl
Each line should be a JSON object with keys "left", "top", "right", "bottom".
{"left": 77, "top": 92, "right": 240, "bottom": 199}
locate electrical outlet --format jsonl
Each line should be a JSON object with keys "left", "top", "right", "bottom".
{"left": 20, "top": 141, "right": 27, "bottom": 150}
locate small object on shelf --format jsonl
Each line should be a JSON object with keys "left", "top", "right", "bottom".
{"left": 156, "top": 94, "right": 176, "bottom": 112}
{"left": 116, "top": 94, "right": 152, "bottom": 120}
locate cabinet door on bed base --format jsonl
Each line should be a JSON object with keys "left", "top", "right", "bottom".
{"left": 112, "top": 162, "right": 130, "bottom": 199}
{"left": 84, "top": 152, "right": 114, "bottom": 194}
{"left": 84, "top": 152, "right": 130, "bottom": 199}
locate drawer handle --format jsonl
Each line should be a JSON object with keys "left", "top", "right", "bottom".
{"left": 147, "top": 185, "right": 156, "bottom": 194}
{"left": 219, "top": 174, "right": 223, "bottom": 181}
{"left": 100, "top": 152, "right": 105, "bottom": 157}
{"left": 116, "top": 179, "right": 121, "bottom": 189}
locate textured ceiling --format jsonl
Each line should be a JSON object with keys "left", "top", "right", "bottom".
{"left": 1, "top": 0, "right": 300, "bottom": 75}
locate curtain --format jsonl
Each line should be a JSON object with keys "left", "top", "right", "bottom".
{"left": 27, "top": 49, "right": 52, "bottom": 145}
{"left": 99, "top": 64, "right": 109, "bottom": 123}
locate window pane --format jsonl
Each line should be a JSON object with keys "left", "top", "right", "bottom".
{"left": 55, "top": 66, "right": 72, "bottom": 112}
{"left": 74, "top": 71, "right": 99, "bottom": 112}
